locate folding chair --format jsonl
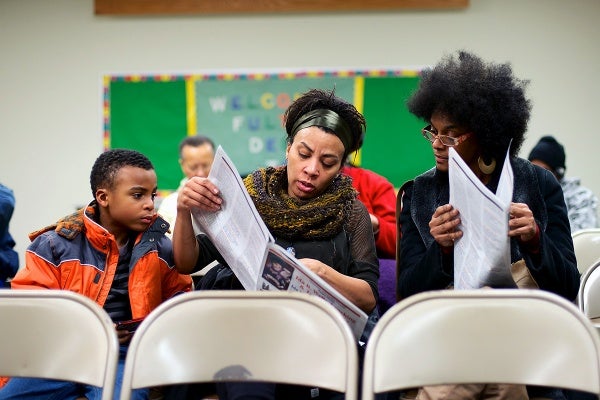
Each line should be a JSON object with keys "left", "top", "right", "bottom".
{"left": 119, "top": 291, "right": 359, "bottom": 400}
{"left": 578, "top": 259, "right": 600, "bottom": 335}
{"left": 0, "top": 289, "right": 119, "bottom": 400}
{"left": 573, "top": 228, "right": 600, "bottom": 275}
{"left": 362, "top": 289, "right": 600, "bottom": 399}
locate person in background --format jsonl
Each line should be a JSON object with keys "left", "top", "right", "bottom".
{"left": 173, "top": 88, "right": 379, "bottom": 400}
{"left": 158, "top": 134, "right": 215, "bottom": 239}
{"left": 528, "top": 135, "right": 599, "bottom": 234}
{"left": 0, "top": 149, "right": 192, "bottom": 400}
{"left": 341, "top": 162, "right": 397, "bottom": 317}
{"left": 397, "top": 50, "right": 579, "bottom": 400}
{"left": 0, "top": 183, "right": 18, "bottom": 288}
{"left": 341, "top": 162, "right": 397, "bottom": 259}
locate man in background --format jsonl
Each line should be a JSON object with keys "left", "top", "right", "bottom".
{"left": 528, "top": 135, "right": 598, "bottom": 233}
{"left": 158, "top": 135, "right": 215, "bottom": 239}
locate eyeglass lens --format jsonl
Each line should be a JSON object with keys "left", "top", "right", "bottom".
{"left": 422, "top": 127, "right": 459, "bottom": 146}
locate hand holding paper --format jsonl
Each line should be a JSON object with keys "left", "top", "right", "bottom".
{"left": 448, "top": 147, "right": 516, "bottom": 290}
{"left": 507, "top": 202, "right": 539, "bottom": 243}
{"left": 176, "top": 176, "right": 222, "bottom": 213}
{"left": 429, "top": 203, "right": 462, "bottom": 248}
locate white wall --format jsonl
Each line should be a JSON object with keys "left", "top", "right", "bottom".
{"left": 1, "top": 0, "right": 599, "bottom": 262}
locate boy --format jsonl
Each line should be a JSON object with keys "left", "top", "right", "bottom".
{"left": 0, "top": 149, "right": 192, "bottom": 400}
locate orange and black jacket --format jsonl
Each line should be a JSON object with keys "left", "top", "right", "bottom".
{"left": 11, "top": 204, "right": 192, "bottom": 319}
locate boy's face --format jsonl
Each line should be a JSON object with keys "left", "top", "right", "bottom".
{"left": 97, "top": 166, "right": 157, "bottom": 233}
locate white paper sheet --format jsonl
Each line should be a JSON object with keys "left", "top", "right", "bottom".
{"left": 448, "top": 147, "right": 516, "bottom": 289}
{"left": 191, "top": 146, "right": 368, "bottom": 339}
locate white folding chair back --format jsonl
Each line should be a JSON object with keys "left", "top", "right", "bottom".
{"left": 362, "top": 289, "right": 600, "bottom": 400}
{"left": 573, "top": 228, "right": 600, "bottom": 275}
{"left": 578, "top": 259, "right": 600, "bottom": 334}
{"left": 0, "top": 290, "right": 119, "bottom": 400}
{"left": 120, "top": 291, "right": 358, "bottom": 400}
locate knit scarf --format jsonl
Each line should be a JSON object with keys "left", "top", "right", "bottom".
{"left": 244, "top": 166, "right": 356, "bottom": 241}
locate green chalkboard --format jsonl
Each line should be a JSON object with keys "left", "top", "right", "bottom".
{"left": 108, "top": 79, "right": 188, "bottom": 191}
{"left": 361, "top": 76, "right": 433, "bottom": 187}
{"left": 105, "top": 70, "right": 433, "bottom": 191}
{"left": 195, "top": 77, "right": 353, "bottom": 176}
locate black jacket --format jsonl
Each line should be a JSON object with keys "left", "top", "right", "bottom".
{"left": 397, "top": 157, "right": 579, "bottom": 301}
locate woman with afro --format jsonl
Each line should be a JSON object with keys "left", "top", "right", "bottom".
{"left": 397, "top": 51, "right": 579, "bottom": 400}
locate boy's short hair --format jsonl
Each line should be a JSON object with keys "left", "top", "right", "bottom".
{"left": 90, "top": 149, "right": 154, "bottom": 197}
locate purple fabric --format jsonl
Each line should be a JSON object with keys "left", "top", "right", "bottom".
{"left": 377, "top": 258, "right": 397, "bottom": 315}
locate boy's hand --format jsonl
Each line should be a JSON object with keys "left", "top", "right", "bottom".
{"left": 115, "top": 324, "right": 132, "bottom": 345}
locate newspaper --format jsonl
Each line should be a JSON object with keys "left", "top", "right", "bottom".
{"left": 448, "top": 147, "right": 517, "bottom": 289}
{"left": 191, "top": 146, "right": 368, "bottom": 339}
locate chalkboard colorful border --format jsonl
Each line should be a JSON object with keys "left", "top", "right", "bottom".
{"left": 103, "top": 68, "right": 432, "bottom": 194}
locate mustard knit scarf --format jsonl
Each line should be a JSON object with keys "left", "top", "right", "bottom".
{"left": 244, "top": 166, "right": 356, "bottom": 241}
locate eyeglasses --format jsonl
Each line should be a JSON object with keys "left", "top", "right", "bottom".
{"left": 421, "top": 125, "right": 472, "bottom": 147}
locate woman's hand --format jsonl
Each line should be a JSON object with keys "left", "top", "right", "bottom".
{"left": 509, "top": 202, "right": 538, "bottom": 242}
{"left": 177, "top": 176, "right": 222, "bottom": 213}
{"left": 173, "top": 177, "right": 220, "bottom": 274}
{"left": 299, "top": 258, "right": 329, "bottom": 277}
{"left": 299, "top": 257, "right": 375, "bottom": 313}
{"left": 429, "top": 204, "right": 462, "bottom": 248}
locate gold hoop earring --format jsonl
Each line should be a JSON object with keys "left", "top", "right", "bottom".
{"left": 478, "top": 156, "right": 496, "bottom": 175}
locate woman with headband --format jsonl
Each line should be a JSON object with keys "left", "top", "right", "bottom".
{"left": 172, "top": 88, "right": 379, "bottom": 400}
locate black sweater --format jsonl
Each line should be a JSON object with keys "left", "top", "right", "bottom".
{"left": 397, "top": 157, "right": 579, "bottom": 301}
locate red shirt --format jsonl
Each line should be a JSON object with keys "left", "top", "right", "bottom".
{"left": 341, "top": 165, "right": 397, "bottom": 259}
